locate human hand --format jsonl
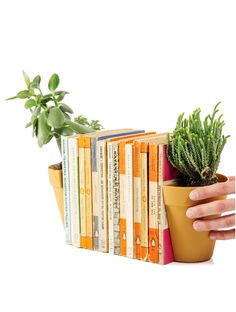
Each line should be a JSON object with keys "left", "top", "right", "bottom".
{"left": 186, "top": 176, "right": 235, "bottom": 240}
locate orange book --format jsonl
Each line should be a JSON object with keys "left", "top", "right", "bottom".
{"left": 148, "top": 143, "right": 159, "bottom": 263}
{"left": 79, "top": 137, "right": 87, "bottom": 248}
{"left": 133, "top": 141, "right": 142, "bottom": 259}
{"left": 84, "top": 137, "right": 93, "bottom": 250}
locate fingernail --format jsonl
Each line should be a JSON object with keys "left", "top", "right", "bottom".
{"left": 186, "top": 209, "right": 194, "bottom": 218}
{"left": 209, "top": 233, "right": 216, "bottom": 240}
{"left": 189, "top": 191, "right": 199, "bottom": 201}
{"left": 193, "top": 221, "right": 201, "bottom": 231}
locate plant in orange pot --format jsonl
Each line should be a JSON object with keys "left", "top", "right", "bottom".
{"left": 164, "top": 102, "right": 230, "bottom": 262}
{"left": 7, "top": 71, "right": 103, "bottom": 223}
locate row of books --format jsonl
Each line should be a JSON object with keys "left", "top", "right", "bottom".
{"left": 61, "top": 129, "right": 178, "bottom": 264}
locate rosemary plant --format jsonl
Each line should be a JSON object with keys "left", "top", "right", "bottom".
{"left": 167, "top": 102, "right": 230, "bottom": 186}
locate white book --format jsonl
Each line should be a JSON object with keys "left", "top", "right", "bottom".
{"left": 68, "top": 136, "right": 80, "bottom": 248}
{"left": 61, "top": 136, "right": 72, "bottom": 244}
{"left": 91, "top": 136, "right": 99, "bottom": 250}
{"left": 125, "top": 144, "right": 134, "bottom": 258}
{"left": 107, "top": 141, "right": 120, "bottom": 255}
{"left": 107, "top": 142, "right": 114, "bottom": 254}
{"left": 97, "top": 140, "right": 108, "bottom": 252}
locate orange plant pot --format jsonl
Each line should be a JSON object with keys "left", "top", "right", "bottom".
{"left": 48, "top": 164, "right": 64, "bottom": 224}
{"left": 163, "top": 173, "right": 228, "bottom": 263}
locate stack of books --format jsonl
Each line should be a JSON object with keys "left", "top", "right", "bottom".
{"left": 61, "top": 129, "right": 179, "bottom": 264}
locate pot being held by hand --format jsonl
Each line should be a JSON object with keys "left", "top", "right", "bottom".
{"left": 163, "top": 173, "right": 228, "bottom": 262}
{"left": 164, "top": 103, "right": 230, "bottom": 262}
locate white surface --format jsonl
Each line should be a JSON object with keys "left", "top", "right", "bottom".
{"left": 0, "top": 1, "right": 235, "bottom": 311}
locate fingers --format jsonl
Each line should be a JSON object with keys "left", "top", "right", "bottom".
{"left": 186, "top": 198, "right": 235, "bottom": 219}
{"left": 189, "top": 179, "right": 235, "bottom": 201}
{"left": 228, "top": 176, "right": 235, "bottom": 182}
{"left": 209, "top": 229, "right": 235, "bottom": 240}
{"left": 193, "top": 214, "right": 235, "bottom": 232}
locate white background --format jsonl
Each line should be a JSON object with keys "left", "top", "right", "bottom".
{"left": 0, "top": 1, "right": 235, "bottom": 311}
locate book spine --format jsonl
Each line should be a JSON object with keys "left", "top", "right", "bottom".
{"left": 61, "top": 136, "right": 72, "bottom": 244}
{"left": 107, "top": 142, "right": 114, "bottom": 254}
{"left": 91, "top": 137, "right": 99, "bottom": 251}
{"left": 85, "top": 137, "right": 93, "bottom": 250}
{"left": 158, "top": 144, "right": 174, "bottom": 264}
{"left": 97, "top": 140, "right": 108, "bottom": 252}
{"left": 68, "top": 137, "right": 80, "bottom": 248}
{"left": 79, "top": 137, "right": 86, "bottom": 248}
{"left": 112, "top": 144, "right": 120, "bottom": 255}
{"left": 119, "top": 141, "right": 126, "bottom": 256}
{"left": 158, "top": 144, "right": 164, "bottom": 264}
{"left": 148, "top": 143, "right": 159, "bottom": 263}
{"left": 140, "top": 142, "right": 148, "bottom": 261}
{"left": 125, "top": 144, "right": 134, "bottom": 258}
{"left": 133, "top": 142, "right": 142, "bottom": 259}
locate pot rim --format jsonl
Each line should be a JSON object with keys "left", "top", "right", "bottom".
{"left": 163, "top": 173, "right": 228, "bottom": 190}
{"left": 48, "top": 163, "right": 62, "bottom": 171}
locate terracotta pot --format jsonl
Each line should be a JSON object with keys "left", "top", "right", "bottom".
{"left": 163, "top": 173, "right": 228, "bottom": 263}
{"left": 48, "top": 164, "right": 64, "bottom": 224}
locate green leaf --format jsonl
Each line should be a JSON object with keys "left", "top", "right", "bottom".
{"left": 17, "top": 90, "right": 31, "bottom": 99}
{"left": 25, "top": 121, "right": 32, "bottom": 128}
{"left": 6, "top": 96, "right": 17, "bottom": 101}
{"left": 37, "top": 111, "right": 51, "bottom": 147}
{"left": 33, "top": 75, "right": 41, "bottom": 85}
{"left": 24, "top": 99, "right": 37, "bottom": 109}
{"left": 48, "top": 73, "right": 60, "bottom": 92}
{"left": 62, "top": 112, "right": 71, "bottom": 120}
{"left": 22, "top": 71, "right": 30, "bottom": 88}
{"left": 44, "top": 134, "right": 53, "bottom": 144}
{"left": 32, "top": 119, "right": 38, "bottom": 137}
{"left": 54, "top": 127, "right": 74, "bottom": 136}
{"left": 41, "top": 94, "right": 53, "bottom": 104}
{"left": 74, "top": 115, "right": 90, "bottom": 126}
{"left": 57, "top": 91, "right": 67, "bottom": 102}
{"left": 36, "top": 94, "right": 42, "bottom": 103}
{"left": 30, "top": 75, "right": 41, "bottom": 89}
{"left": 47, "top": 107, "right": 65, "bottom": 128}
{"left": 59, "top": 103, "right": 73, "bottom": 114}
{"left": 65, "top": 119, "right": 94, "bottom": 134}
{"left": 32, "top": 106, "right": 41, "bottom": 117}
{"left": 55, "top": 91, "right": 69, "bottom": 96}
{"left": 89, "top": 119, "right": 103, "bottom": 130}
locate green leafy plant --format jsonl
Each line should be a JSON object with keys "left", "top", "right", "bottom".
{"left": 167, "top": 102, "right": 230, "bottom": 187}
{"left": 74, "top": 115, "right": 103, "bottom": 131}
{"left": 6, "top": 71, "right": 103, "bottom": 152}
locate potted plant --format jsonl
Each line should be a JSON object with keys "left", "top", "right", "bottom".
{"left": 7, "top": 71, "right": 103, "bottom": 222}
{"left": 164, "top": 102, "right": 229, "bottom": 262}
